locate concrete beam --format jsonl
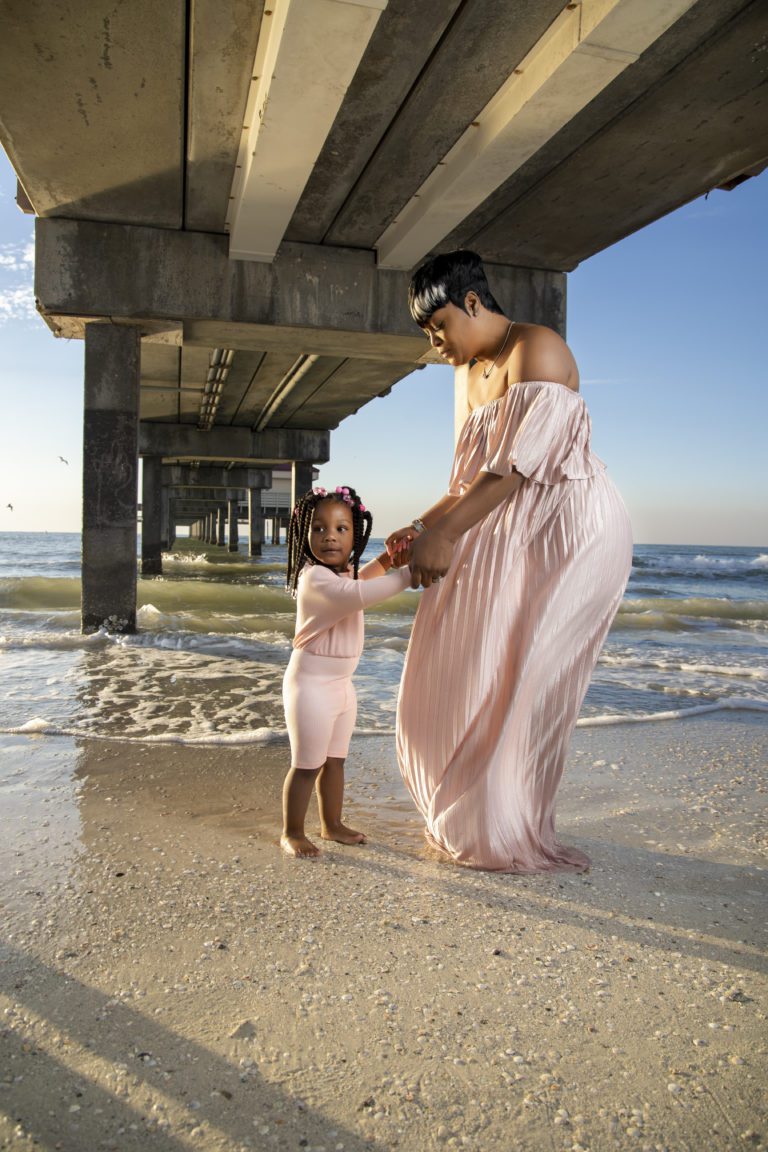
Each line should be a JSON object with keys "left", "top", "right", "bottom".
{"left": 166, "top": 487, "right": 248, "bottom": 501}
{"left": 140, "top": 424, "right": 329, "bottom": 463}
{"left": 171, "top": 503, "right": 240, "bottom": 516}
{"left": 35, "top": 220, "right": 566, "bottom": 346}
{"left": 186, "top": 0, "right": 262, "bottom": 232}
{"left": 161, "top": 465, "right": 272, "bottom": 488}
{"left": 0, "top": 2, "right": 185, "bottom": 227}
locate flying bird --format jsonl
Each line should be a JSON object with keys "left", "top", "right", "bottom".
{"left": 58, "top": 456, "right": 69, "bottom": 465}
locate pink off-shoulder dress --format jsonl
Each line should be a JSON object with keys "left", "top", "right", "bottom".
{"left": 396, "top": 381, "right": 632, "bottom": 872}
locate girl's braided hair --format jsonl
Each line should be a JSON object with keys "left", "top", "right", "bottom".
{"left": 286, "top": 485, "right": 373, "bottom": 596}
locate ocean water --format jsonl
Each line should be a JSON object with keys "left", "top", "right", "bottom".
{"left": 0, "top": 532, "right": 766, "bottom": 747}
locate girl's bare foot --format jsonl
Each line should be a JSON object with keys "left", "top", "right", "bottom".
{"left": 320, "top": 823, "right": 366, "bottom": 846}
{"left": 280, "top": 833, "right": 321, "bottom": 858}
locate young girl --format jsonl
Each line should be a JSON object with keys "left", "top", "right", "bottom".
{"left": 281, "top": 485, "right": 410, "bottom": 858}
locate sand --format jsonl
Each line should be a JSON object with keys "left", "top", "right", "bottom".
{"left": 1, "top": 714, "right": 766, "bottom": 1152}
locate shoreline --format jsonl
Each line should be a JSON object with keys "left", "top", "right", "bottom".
{"left": 1, "top": 713, "right": 766, "bottom": 1151}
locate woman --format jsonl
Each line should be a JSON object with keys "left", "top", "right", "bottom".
{"left": 388, "top": 250, "right": 632, "bottom": 872}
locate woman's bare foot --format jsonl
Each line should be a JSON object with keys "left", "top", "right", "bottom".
{"left": 320, "top": 823, "right": 366, "bottom": 846}
{"left": 280, "top": 833, "right": 321, "bottom": 858}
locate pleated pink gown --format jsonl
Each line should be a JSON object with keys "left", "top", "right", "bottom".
{"left": 397, "top": 382, "right": 632, "bottom": 872}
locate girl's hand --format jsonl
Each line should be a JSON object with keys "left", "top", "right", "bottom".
{"left": 408, "top": 528, "right": 455, "bottom": 589}
{"left": 385, "top": 526, "right": 414, "bottom": 556}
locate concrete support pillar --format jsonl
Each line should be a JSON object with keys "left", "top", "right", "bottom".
{"left": 228, "top": 498, "right": 240, "bottom": 553}
{"left": 248, "top": 489, "right": 263, "bottom": 557}
{"left": 207, "top": 511, "right": 216, "bottom": 544}
{"left": 161, "top": 488, "right": 171, "bottom": 549}
{"left": 217, "top": 505, "right": 226, "bottom": 547}
{"left": 141, "top": 456, "right": 163, "bottom": 576}
{"left": 82, "top": 323, "right": 141, "bottom": 634}
{"left": 291, "top": 461, "right": 314, "bottom": 511}
{"left": 271, "top": 517, "right": 279, "bottom": 545}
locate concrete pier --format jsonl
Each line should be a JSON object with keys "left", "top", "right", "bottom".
{"left": 141, "top": 457, "right": 164, "bottom": 576}
{"left": 227, "top": 500, "right": 239, "bottom": 553}
{"left": 82, "top": 325, "right": 141, "bottom": 634}
{"left": 291, "top": 463, "right": 315, "bottom": 509}
{"left": 248, "top": 489, "right": 263, "bottom": 558}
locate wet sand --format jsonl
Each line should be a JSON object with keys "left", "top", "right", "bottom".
{"left": 1, "top": 714, "right": 766, "bottom": 1151}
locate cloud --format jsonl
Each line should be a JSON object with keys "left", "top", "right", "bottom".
{"left": 0, "top": 238, "right": 34, "bottom": 272}
{"left": 0, "top": 236, "right": 36, "bottom": 324}
{"left": 0, "top": 284, "right": 37, "bottom": 324}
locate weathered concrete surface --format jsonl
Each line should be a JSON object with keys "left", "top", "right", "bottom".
{"left": 291, "top": 462, "right": 315, "bottom": 510}
{"left": 34, "top": 222, "right": 567, "bottom": 348}
{"left": 458, "top": 0, "right": 768, "bottom": 269}
{"left": 318, "top": 0, "right": 567, "bottom": 250}
{"left": 227, "top": 499, "right": 239, "bottom": 552}
{"left": 0, "top": 0, "right": 185, "bottom": 227}
{"left": 82, "top": 324, "right": 141, "bottom": 633}
{"left": 248, "top": 488, "right": 264, "bottom": 557}
{"left": 161, "top": 466, "right": 272, "bottom": 490}
{"left": 185, "top": 0, "right": 264, "bottom": 231}
{"left": 139, "top": 425, "right": 330, "bottom": 464}
{"left": 165, "top": 488, "right": 249, "bottom": 503}
{"left": 5, "top": 0, "right": 765, "bottom": 270}
{"left": 285, "top": 0, "right": 464, "bottom": 245}
{"left": 141, "top": 457, "right": 163, "bottom": 576}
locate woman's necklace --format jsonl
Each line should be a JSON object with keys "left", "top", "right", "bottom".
{"left": 480, "top": 320, "right": 514, "bottom": 379}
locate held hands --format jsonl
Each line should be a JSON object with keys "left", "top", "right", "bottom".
{"left": 389, "top": 547, "right": 411, "bottom": 569}
{"left": 385, "top": 526, "right": 414, "bottom": 558}
{"left": 385, "top": 525, "right": 415, "bottom": 569}
{"left": 386, "top": 524, "right": 454, "bottom": 589}
{"left": 407, "top": 527, "right": 454, "bottom": 589}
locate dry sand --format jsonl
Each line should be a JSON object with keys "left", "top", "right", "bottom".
{"left": 1, "top": 714, "right": 766, "bottom": 1152}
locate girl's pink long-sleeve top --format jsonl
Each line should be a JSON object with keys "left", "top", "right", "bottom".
{"left": 293, "top": 560, "right": 411, "bottom": 659}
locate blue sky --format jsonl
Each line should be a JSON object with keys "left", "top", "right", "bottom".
{"left": 1, "top": 146, "right": 766, "bottom": 545}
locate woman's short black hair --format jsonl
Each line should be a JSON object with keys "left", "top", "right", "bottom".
{"left": 408, "top": 249, "right": 503, "bottom": 325}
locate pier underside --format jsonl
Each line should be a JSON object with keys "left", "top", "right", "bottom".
{"left": 0, "top": 0, "right": 764, "bottom": 627}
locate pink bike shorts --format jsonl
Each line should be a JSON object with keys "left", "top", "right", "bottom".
{"left": 282, "top": 649, "right": 359, "bottom": 770}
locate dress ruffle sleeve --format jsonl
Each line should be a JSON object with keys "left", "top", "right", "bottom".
{"left": 482, "top": 382, "right": 604, "bottom": 486}
{"left": 447, "top": 419, "right": 486, "bottom": 496}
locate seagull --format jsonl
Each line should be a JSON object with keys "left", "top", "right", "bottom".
{"left": 58, "top": 456, "right": 69, "bottom": 465}
{"left": 6, "top": 504, "right": 13, "bottom": 511}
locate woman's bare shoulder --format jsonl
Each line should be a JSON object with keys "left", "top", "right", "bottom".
{"left": 507, "top": 323, "right": 580, "bottom": 391}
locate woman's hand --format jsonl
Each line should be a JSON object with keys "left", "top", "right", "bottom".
{"left": 408, "top": 527, "right": 455, "bottom": 589}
